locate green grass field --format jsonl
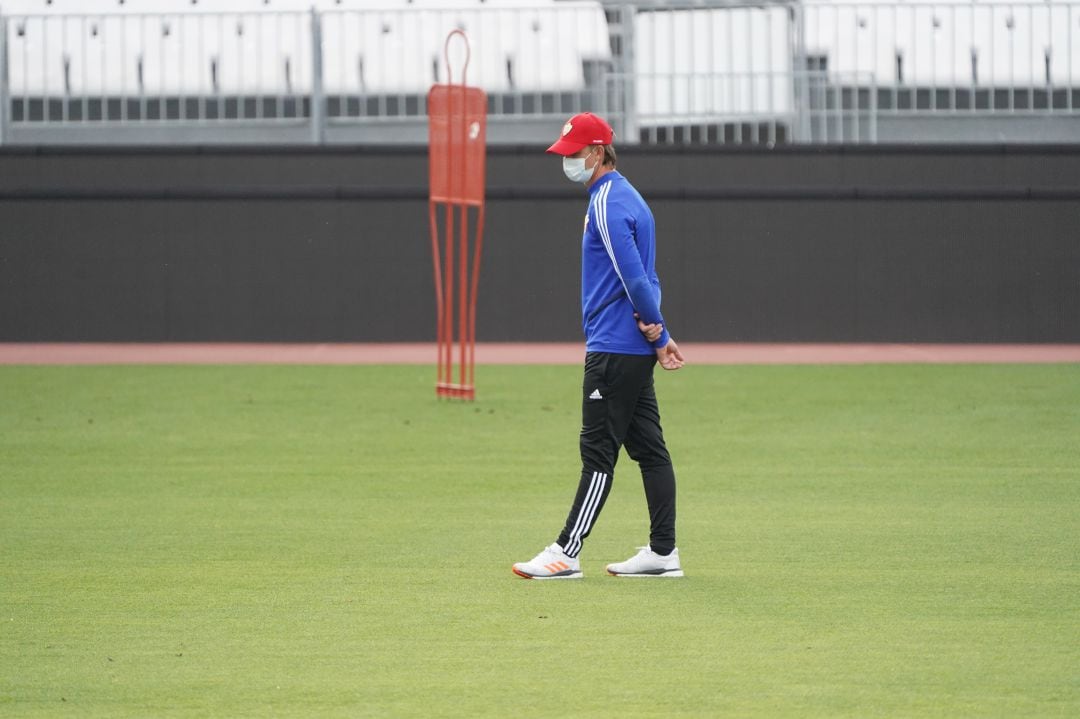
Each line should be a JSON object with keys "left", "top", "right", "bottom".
{"left": 1, "top": 363, "right": 1078, "bottom": 717}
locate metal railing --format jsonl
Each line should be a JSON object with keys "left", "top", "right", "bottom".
{"left": 622, "top": 0, "right": 1080, "bottom": 143}
{"left": 0, "top": 3, "right": 614, "bottom": 144}
{"left": 801, "top": 0, "right": 1080, "bottom": 115}
{"left": 0, "top": 0, "right": 1078, "bottom": 146}
{"left": 608, "top": 69, "right": 877, "bottom": 145}
{"left": 2, "top": 9, "right": 319, "bottom": 143}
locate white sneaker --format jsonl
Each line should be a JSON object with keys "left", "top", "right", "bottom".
{"left": 606, "top": 547, "right": 684, "bottom": 578}
{"left": 512, "top": 543, "right": 582, "bottom": 580}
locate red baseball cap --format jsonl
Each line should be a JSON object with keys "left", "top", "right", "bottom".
{"left": 546, "top": 112, "right": 614, "bottom": 155}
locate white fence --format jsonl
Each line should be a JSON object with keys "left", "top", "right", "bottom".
{"left": 1, "top": 0, "right": 1078, "bottom": 145}
{"left": 804, "top": 0, "right": 1080, "bottom": 112}
{"left": 626, "top": 0, "right": 1080, "bottom": 143}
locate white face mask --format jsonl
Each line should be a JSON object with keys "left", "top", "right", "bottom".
{"left": 562, "top": 151, "right": 595, "bottom": 183}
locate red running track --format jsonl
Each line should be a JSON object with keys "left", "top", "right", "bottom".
{"left": 2, "top": 343, "right": 1079, "bottom": 365}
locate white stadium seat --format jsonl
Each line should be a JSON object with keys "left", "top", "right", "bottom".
{"left": 2, "top": 0, "right": 607, "bottom": 98}
{"left": 804, "top": 0, "right": 1076, "bottom": 87}
{"left": 4, "top": 0, "right": 1077, "bottom": 98}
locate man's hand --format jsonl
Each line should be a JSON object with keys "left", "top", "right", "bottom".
{"left": 635, "top": 313, "right": 664, "bottom": 343}
{"left": 656, "top": 338, "right": 685, "bottom": 370}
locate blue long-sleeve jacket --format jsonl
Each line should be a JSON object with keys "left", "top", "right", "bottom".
{"left": 581, "top": 171, "right": 670, "bottom": 355}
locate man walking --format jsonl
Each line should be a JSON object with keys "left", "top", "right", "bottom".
{"left": 512, "top": 112, "right": 686, "bottom": 580}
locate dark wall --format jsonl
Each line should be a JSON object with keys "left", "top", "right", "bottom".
{"left": 1, "top": 145, "right": 1078, "bottom": 342}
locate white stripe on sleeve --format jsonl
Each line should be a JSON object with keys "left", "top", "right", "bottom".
{"left": 594, "top": 182, "right": 630, "bottom": 297}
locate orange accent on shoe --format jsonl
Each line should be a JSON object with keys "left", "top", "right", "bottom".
{"left": 556, "top": 561, "right": 569, "bottom": 570}
{"left": 512, "top": 566, "right": 534, "bottom": 579}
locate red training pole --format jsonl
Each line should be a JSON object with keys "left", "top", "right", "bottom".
{"left": 427, "top": 30, "right": 485, "bottom": 401}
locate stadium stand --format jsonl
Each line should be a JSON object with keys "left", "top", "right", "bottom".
{"left": 0, "top": 0, "right": 1077, "bottom": 144}
{"left": 3, "top": 0, "right": 608, "bottom": 97}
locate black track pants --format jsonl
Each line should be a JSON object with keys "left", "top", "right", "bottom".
{"left": 557, "top": 352, "right": 677, "bottom": 558}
